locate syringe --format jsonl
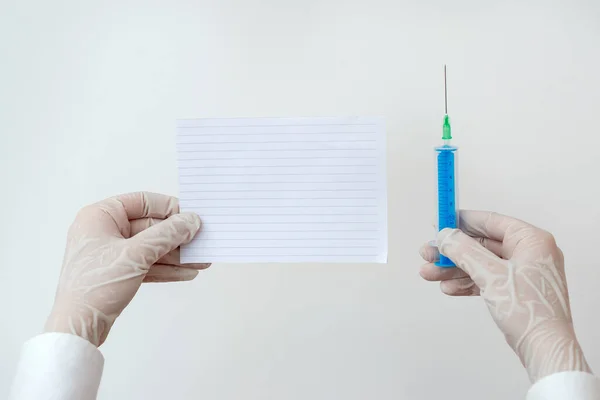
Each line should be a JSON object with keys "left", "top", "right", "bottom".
{"left": 435, "top": 65, "right": 459, "bottom": 268}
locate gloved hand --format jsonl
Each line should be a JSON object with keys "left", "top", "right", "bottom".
{"left": 419, "top": 210, "right": 591, "bottom": 382}
{"left": 44, "top": 192, "right": 210, "bottom": 347}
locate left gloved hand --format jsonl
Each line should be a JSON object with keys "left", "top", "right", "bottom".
{"left": 44, "top": 192, "right": 210, "bottom": 346}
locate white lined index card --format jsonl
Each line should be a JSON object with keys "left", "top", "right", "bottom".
{"left": 176, "top": 117, "right": 387, "bottom": 263}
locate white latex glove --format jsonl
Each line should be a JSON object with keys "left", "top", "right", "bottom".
{"left": 419, "top": 210, "right": 591, "bottom": 383}
{"left": 45, "top": 192, "right": 210, "bottom": 347}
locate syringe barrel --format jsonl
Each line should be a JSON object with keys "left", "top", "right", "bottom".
{"left": 435, "top": 145, "right": 459, "bottom": 268}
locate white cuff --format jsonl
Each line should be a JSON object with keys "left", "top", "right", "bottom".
{"left": 9, "top": 332, "right": 104, "bottom": 400}
{"left": 527, "top": 371, "right": 600, "bottom": 400}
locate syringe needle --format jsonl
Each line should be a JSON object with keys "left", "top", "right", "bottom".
{"left": 442, "top": 65, "right": 452, "bottom": 141}
{"left": 444, "top": 64, "right": 448, "bottom": 115}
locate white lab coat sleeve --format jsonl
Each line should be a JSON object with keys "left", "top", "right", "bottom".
{"left": 527, "top": 371, "right": 600, "bottom": 400}
{"left": 8, "top": 332, "right": 104, "bottom": 400}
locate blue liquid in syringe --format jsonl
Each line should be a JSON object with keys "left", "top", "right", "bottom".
{"left": 436, "top": 145, "right": 458, "bottom": 267}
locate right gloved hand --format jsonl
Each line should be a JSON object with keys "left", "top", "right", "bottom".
{"left": 419, "top": 210, "right": 592, "bottom": 383}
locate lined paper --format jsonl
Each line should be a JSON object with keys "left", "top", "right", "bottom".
{"left": 176, "top": 117, "right": 387, "bottom": 263}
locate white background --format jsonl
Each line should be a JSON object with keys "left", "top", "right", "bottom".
{"left": 1, "top": 0, "right": 599, "bottom": 399}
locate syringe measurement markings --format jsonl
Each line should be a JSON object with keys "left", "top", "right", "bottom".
{"left": 437, "top": 150, "right": 456, "bottom": 229}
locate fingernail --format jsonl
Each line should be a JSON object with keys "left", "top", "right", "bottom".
{"left": 436, "top": 228, "right": 454, "bottom": 247}
{"left": 179, "top": 268, "right": 199, "bottom": 281}
{"left": 179, "top": 213, "right": 202, "bottom": 233}
{"left": 440, "top": 281, "right": 453, "bottom": 295}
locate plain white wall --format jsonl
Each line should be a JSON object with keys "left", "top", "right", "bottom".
{"left": 1, "top": 0, "right": 600, "bottom": 398}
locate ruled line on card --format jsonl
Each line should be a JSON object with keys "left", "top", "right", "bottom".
{"left": 176, "top": 116, "right": 387, "bottom": 263}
